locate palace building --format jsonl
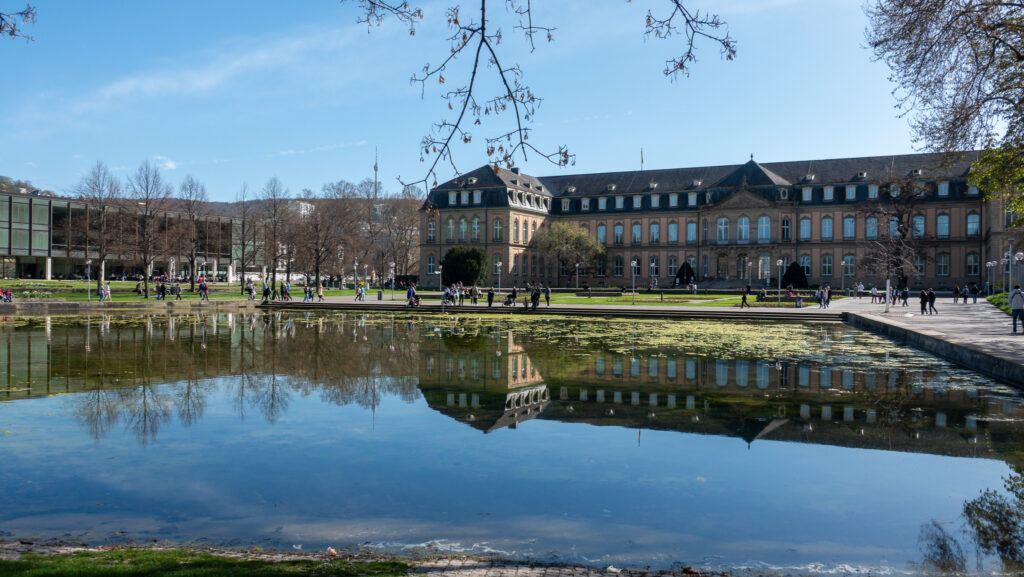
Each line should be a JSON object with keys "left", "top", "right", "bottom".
{"left": 419, "top": 152, "right": 1021, "bottom": 289}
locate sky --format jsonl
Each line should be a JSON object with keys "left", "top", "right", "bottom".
{"left": 0, "top": 0, "right": 914, "bottom": 202}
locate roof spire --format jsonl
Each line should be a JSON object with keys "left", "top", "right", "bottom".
{"left": 750, "top": 153, "right": 754, "bottom": 162}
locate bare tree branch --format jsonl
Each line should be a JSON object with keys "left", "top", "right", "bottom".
{"left": 0, "top": 3, "right": 35, "bottom": 41}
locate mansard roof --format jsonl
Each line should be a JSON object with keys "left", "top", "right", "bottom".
{"left": 712, "top": 159, "right": 791, "bottom": 187}
{"left": 434, "top": 164, "right": 552, "bottom": 196}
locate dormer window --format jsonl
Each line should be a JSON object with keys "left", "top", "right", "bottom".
{"left": 581, "top": 198, "right": 590, "bottom": 210}
{"left": 692, "top": 179, "right": 702, "bottom": 187}
{"left": 510, "top": 178, "right": 518, "bottom": 185}
{"left": 651, "top": 194, "right": 660, "bottom": 208}
{"left": 473, "top": 190, "right": 482, "bottom": 204}
{"left": 824, "top": 186, "right": 834, "bottom": 201}
{"left": 607, "top": 184, "right": 617, "bottom": 192}
{"left": 633, "top": 195, "right": 643, "bottom": 209}
{"left": 911, "top": 168, "right": 923, "bottom": 176}
{"left": 891, "top": 185, "right": 901, "bottom": 197}
{"left": 562, "top": 199, "right": 570, "bottom": 211}
{"left": 648, "top": 181, "right": 658, "bottom": 190}
{"left": 467, "top": 177, "right": 478, "bottom": 185}
{"left": 449, "top": 191, "right": 457, "bottom": 205}
{"left": 937, "top": 181, "right": 949, "bottom": 196}
{"left": 802, "top": 187, "right": 812, "bottom": 202}
{"left": 857, "top": 171, "right": 868, "bottom": 179}
{"left": 535, "top": 184, "right": 543, "bottom": 191}
{"left": 567, "top": 186, "right": 576, "bottom": 194}
{"left": 845, "top": 185, "right": 856, "bottom": 200}
{"left": 805, "top": 174, "right": 816, "bottom": 182}
{"left": 615, "top": 196, "right": 624, "bottom": 209}
{"left": 868, "top": 185, "right": 878, "bottom": 199}
{"left": 779, "top": 188, "right": 789, "bottom": 200}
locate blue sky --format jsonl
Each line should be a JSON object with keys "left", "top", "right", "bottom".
{"left": 1, "top": 0, "right": 912, "bottom": 201}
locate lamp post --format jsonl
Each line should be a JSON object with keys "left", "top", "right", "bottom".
{"left": 575, "top": 262, "right": 580, "bottom": 290}
{"left": 987, "top": 261, "right": 997, "bottom": 295}
{"left": 86, "top": 259, "right": 92, "bottom": 302}
{"left": 1016, "top": 252, "right": 1024, "bottom": 287}
{"left": 1003, "top": 254, "right": 1010, "bottom": 295}
{"left": 745, "top": 260, "right": 752, "bottom": 283}
{"left": 650, "top": 260, "right": 657, "bottom": 289}
{"left": 776, "top": 259, "right": 783, "bottom": 306}
{"left": 436, "top": 265, "right": 444, "bottom": 313}
{"left": 353, "top": 258, "right": 358, "bottom": 290}
{"left": 631, "top": 259, "right": 638, "bottom": 305}
{"left": 389, "top": 261, "right": 395, "bottom": 301}
{"left": 497, "top": 260, "right": 502, "bottom": 295}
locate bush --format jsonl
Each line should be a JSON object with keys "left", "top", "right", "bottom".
{"left": 781, "top": 262, "right": 809, "bottom": 289}
{"left": 439, "top": 246, "right": 487, "bottom": 286}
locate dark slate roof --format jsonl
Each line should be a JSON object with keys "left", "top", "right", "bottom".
{"left": 510, "top": 151, "right": 983, "bottom": 197}
{"left": 434, "top": 164, "right": 552, "bottom": 196}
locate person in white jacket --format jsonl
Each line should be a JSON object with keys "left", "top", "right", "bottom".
{"left": 1010, "top": 285, "right": 1024, "bottom": 334}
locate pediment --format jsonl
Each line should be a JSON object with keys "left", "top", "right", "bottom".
{"left": 715, "top": 189, "right": 774, "bottom": 210}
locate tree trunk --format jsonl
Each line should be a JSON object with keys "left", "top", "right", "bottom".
{"left": 189, "top": 254, "right": 197, "bottom": 292}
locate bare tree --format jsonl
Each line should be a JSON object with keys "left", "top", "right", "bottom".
{"left": 860, "top": 177, "right": 931, "bottom": 288}
{"left": 177, "top": 174, "right": 209, "bottom": 292}
{"left": 234, "top": 183, "right": 261, "bottom": 293}
{"left": 0, "top": 3, "right": 35, "bottom": 40}
{"left": 125, "top": 160, "right": 172, "bottom": 297}
{"left": 348, "top": 1, "right": 734, "bottom": 187}
{"left": 383, "top": 185, "right": 424, "bottom": 276}
{"left": 260, "top": 176, "right": 291, "bottom": 290}
{"left": 72, "top": 161, "right": 122, "bottom": 282}
{"left": 292, "top": 188, "right": 347, "bottom": 287}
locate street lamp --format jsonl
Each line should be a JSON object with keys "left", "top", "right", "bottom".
{"left": 987, "top": 261, "right": 997, "bottom": 295}
{"left": 353, "top": 258, "right": 359, "bottom": 290}
{"left": 575, "top": 262, "right": 580, "bottom": 290}
{"left": 86, "top": 259, "right": 93, "bottom": 302}
{"left": 1016, "top": 252, "right": 1024, "bottom": 287}
{"left": 650, "top": 260, "right": 657, "bottom": 289}
{"left": 776, "top": 259, "right": 783, "bottom": 306}
{"left": 389, "top": 261, "right": 396, "bottom": 301}
{"left": 497, "top": 260, "right": 502, "bottom": 295}
{"left": 436, "top": 265, "right": 444, "bottom": 313}
{"left": 631, "top": 259, "right": 638, "bottom": 305}
{"left": 1003, "top": 254, "right": 1010, "bottom": 295}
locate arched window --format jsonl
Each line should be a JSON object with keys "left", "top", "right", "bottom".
{"left": 522, "top": 220, "right": 528, "bottom": 242}
{"left": 631, "top": 257, "right": 641, "bottom": 276}
{"left": 717, "top": 218, "right": 730, "bottom": 242}
{"left": 446, "top": 218, "right": 455, "bottom": 242}
{"left": 842, "top": 254, "right": 855, "bottom": 276}
{"left": 781, "top": 218, "right": 791, "bottom": 241}
{"left": 889, "top": 216, "right": 900, "bottom": 236}
{"left": 531, "top": 222, "right": 537, "bottom": 239}
{"left": 668, "top": 256, "right": 678, "bottom": 276}
{"left": 966, "top": 213, "right": 980, "bottom": 237}
{"left": 649, "top": 222, "right": 660, "bottom": 244}
{"left": 531, "top": 255, "right": 537, "bottom": 276}
{"left": 757, "top": 216, "right": 770, "bottom": 242}
{"left": 613, "top": 256, "right": 624, "bottom": 276}
{"left": 799, "top": 217, "right": 811, "bottom": 240}
{"left": 513, "top": 218, "right": 520, "bottom": 243}
{"left": 737, "top": 217, "right": 749, "bottom": 242}
{"left": 613, "top": 223, "right": 624, "bottom": 245}
{"left": 471, "top": 217, "right": 480, "bottom": 241}
{"left": 492, "top": 218, "right": 503, "bottom": 241}
{"left": 843, "top": 216, "right": 855, "bottom": 239}
{"left": 799, "top": 255, "right": 811, "bottom": 276}
{"left": 821, "top": 216, "right": 833, "bottom": 240}
{"left": 912, "top": 215, "right": 925, "bottom": 238}
{"left": 597, "top": 224, "right": 607, "bottom": 244}
{"left": 631, "top": 222, "right": 642, "bottom": 244}
{"left": 427, "top": 221, "right": 436, "bottom": 242}
{"left": 936, "top": 214, "right": 949, "bottom": 238}
{"left": 821, "top": 254, "right": 833, "bottom": 276}
{"left": 687, "top": 222, "right": 697, "bottom": 243}
{"left": 426, "top": 255, "right": 436, "bottom": 274}
{"left": 459, "top": 218, "right": 467, "bottom": 241}
{"left": 866, "top": 217, "right": 878, "bottom": 239}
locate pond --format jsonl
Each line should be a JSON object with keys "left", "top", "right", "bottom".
{"left": 1, "top": 312, "right": 1023, "bottom": 574}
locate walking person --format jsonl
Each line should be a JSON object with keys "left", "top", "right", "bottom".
{"left": 919, "top": 289, "right": 928, "bottom": 315}
{"left": 953, "top": 285, "right": 960, "bottom": 304}
{"left": 1011, "top": 285, "right": 1024, "bottom": 334}
{"left": 317, "top": 282, "right": 324, "bottom": 302}
{"left": 970, "top": 283, "right": 980, "bottom": 304}
{"left": 740, "top": 288, "right": 751, "bottom": 309}
{"left": 927, "top": 288, "right": 938, "bottom": 315}
{"left": 487, "top": 286, "right": 494, "bottom": 307}
{"left": 544, "top": 284, "right": 551, "bottom": 307}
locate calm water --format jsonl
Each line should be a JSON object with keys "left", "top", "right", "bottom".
{"left": 1, "top": 312, "right": 1023, "bottom": 574}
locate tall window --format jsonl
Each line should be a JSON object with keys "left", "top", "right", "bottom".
{"left": 688, "top": 192, "right": 697, "bottom": 206}
{"left": 472, "top": 218, "right": 480, "bottom": 241}
{"left": 914, "top": 255, "right": 926, "bottom": 276}
{"left": 459, "top": 218, "right": 467, "bottom": 241}
{"left": 868, "top": 185, "right": 878, "bottom": 199}
{"left": 581, "top": 198, "right": 590, "bottom": 210}
{"left": 702, "top": 219, "right": 708, "bottom": 241}
{"left": 824, "top": 186, "right": 834, "bottom": 201}
{"left": 821, "top": 217, "right": 833, "bottom": 240}
{"left": 966, "top": 253, "right": 980, "bottom": 276}
{"left": 446, "top": 218, "right": 455, "bottom": 242}
{"left": 936, "top": 214, "right": 949, "bottom": 238}
{"left": 668, "top": 256, "right": 678, "bottom": 276}
{"left": 513, "top": 219, "right": 520, "bottom": 243}
{"left": 686, "top": 222, "right": 696, "bottom": 243}
{"left": 599, "top": 197, "right": 607, "bottom": 210}
{"left": 597, "top": 224, "right": 607, "bottom": 244}
{"left": 843, "top": 216, "right": 855, "bottom": 239}
{"left": 669, "top": 194, "right": 679, "bottom": 207}
{"left": 843, "top": 255, "right": 855, "bottom": 276}
{"left": 448, "top": 191, "right": 457, "bottom": 205}
{"left": 427, "top": 221, "right": 436, "bottom": 242}
{"left": 668, "top": 222, "right": 678, "bottom": 243}
{"left": 966, "top": 213, "right": 980, "bottom": 237}
{"left": 845, "top": 185, "right": 856, "bottom": 200}
{"left": 782, "top": 218, "right": 791, "bottom": 241}
{"left": 427, "top": 255, "right": 436, "bottom": 274}
{"left": 631, "top": 223, "right": 642, "bottom": 244}
{"left": 889, "top": 216, "right": 900, "bottom": 236}
{"left": 523, "top": 220, "right": 529, "bottom": 242}
{"left": 802, "top": 187, "right": 812, "bottom": 202}
{"left": 614, "top": 256, "right": 624, "bottom": 276}
{"left": 757, "top": 216, "right": 770, "bottom": 242}
{"left": 938, "top": 181, "right": 949, "bottom": 196}
{"left": 493, "top": 218, "right": 503, "bottom": 241}
{"left": 631, "top": 258, "right": 641, "bottom": 276}
{"left": 615, "top": 197, "right": 624, "bottom": 209}
{"left": 737, "top": 217, "right": 750, "bottom": 242}
{"left": 799, "top": 218, "right": 811, "bottom": 240}
{"left": 717, "top": 218, "right": 730, "bottom": 242}
{"left": 614, "top": 224, "right": 624, "bottom": 245}
{"left": 936, "top": 253, "right": 950, "bottom": 276}
{"left": 912, "top": 215, "right": 925, "bottom": 238}
{"left": 649, "top": 256, "right": 660, "bottom": 276}
{"left": 649, "top": 222, "right": 660, "bottom": 244}
{"left": 651, "top": 195, "right": 660, "bottom": 208}
{"left": 821, "top": 254, "right": 833, "bottom": 276}
{"left": 800, "top": 255, "right": 811, "bottom": 276}
{"left": 866, "top": 217, "right": 878, "bottom": 239}
{"left": 493, "top": 254, "right": 502, "bottom": 274}
{"left": 473, "top": 190, "right": 482, "bottom": 204}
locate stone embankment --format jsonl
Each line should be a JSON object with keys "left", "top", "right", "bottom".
{"left": 0, "top": 299, "right": 256, "bottom": 315}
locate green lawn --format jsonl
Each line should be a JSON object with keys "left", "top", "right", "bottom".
{"left": 0, "top": 548, "right": 409, "bottom": 577}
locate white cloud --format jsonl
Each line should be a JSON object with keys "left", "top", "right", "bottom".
{"left": 268, "top": 140, "right": 368, "bottom": 158}
{"left": 153, "top": 155, "right": 178, "bottom": 170}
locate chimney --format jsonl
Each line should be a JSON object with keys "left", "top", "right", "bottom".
{"left": 511, "top": 167, "right": 521, "bottom": 174}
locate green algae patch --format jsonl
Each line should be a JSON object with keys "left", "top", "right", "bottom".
{"left": 0, "top": 548, "right": 410, "bottom": 577}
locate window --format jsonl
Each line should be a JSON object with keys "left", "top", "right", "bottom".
{"left": 702, "top": 219, "right": 708, "bottom": 241}
{"left": 448, "top": 191, "right": 457, "bottom": 205}
{"left": 717, "top": 218, "right": 729, "bottom": 243}
{"left": 613, "top": 224, "right": 624, "bottom": 245}
{"left": 869, "top": 185, "right": 878, "bottom": 199}
{"left": 513, "top": 219, "right": 520, "bottom": 243}
{"left": 649, "top": 222, "right": 660, "bottom": 244}
{"left": 582, "top": 198, "right": 590, "bottom": 210}
{"left": 649, "top": 256, "right": 660, "bottom": 276}
{"left": 782, "top": 218, "right": 791, "bottom": 241}
{"left": 461, "top": 191, "right": 469, "bottom": 205}
{"left": 937, "top": 214, "right": 949, "bottom": 238}
{"left": 427, "top": 221, "right": 436, "bottom": 242}
{"left": 631, "top": 258, "right": 641, "bottom": 276}
{"left": 912, "top": 215, "right": 925, "bottom": 238}
{"left": 651, "top": 195, "right": 660, "bottom": 208}
{"left": 824, "top": 186, "right": 834, "bottom": 201}
{"left": 633, "top": 195, "right": 643, "bottom": 209}
{"left": 891, "top": 185, "right": 901, "bottom": 197}
{"left": 493, "top": 255, "right": 502, "bottom": 274}
{"left": 802, "top": 187, "right": 812, "bottom": 202}
{"left": 936, "top": 253, "right": 950, "bottom": 276}
{"left": 473, "top": 190, "right": 482, "bottom": 204}
{"left": 842, "top": 255, "right": 855, "bottom": 277}
{"left": 967, "top": 213, "right": 980, "bottom": 237}
{"left": 938, "top": 181, "right": 949, "bottom": 196}
{"left": 757, "top": 216, "right": 770, "bottom": 242}
{"left": 459, "top": 218, "right": 467, "bottom": 241}
{"left": 531, "top": 221, "right": 537, "bottom": 239}
{"left": 799, "top": 218, "right": 811, "bottom": 240}
{"left": 821, "top": 217, "right": 833, "bottom": 240}
{"left": 615, "top": 197, "right": 624, "bottom": 209}
{"left": 967, "top": 253, "right": 980, "bottom": 276}
{"left": 890, "top": 216, "right": 900, "bottom": 236}
{"left": 446, "top": 218, "right": 455, "bottom": 242}
{"left": 531, "top": 255, "right": 537, "bottom": 276}
{"left": 427, "top": 255, "right": 436, "bottom": 274}
{"left": 599, "top": 197, "right": 607, "bottom": 210}
{"left": 597, "top": 224, "right": 607, "bottom": 244}
{"left": 472, "top": 218, "right": 480, "bottom": 241}
{"left": 702, "top": 255, "right": 708, "bottom": 277}
{"left": 846, "top": 185, "right": 856, "bottom": 200}
{"left": 866, "top": 217, "right": 878, "bottom": 239}
{"left": 562, "top": 199, "right": 570, "bottom": 211}
{"left": 821, "top": 254, "right": 833, "bottom": 276}
{"left": 914, "top": 255, "right": 925, "bottom": 276}
{"left": 843, "top": 216, "right": 855, "bottom": 239}
{"left": 668, "top": 256, "right": 678, "bottom": 276}
{"left": 631, "top": 223, "right": 642, "bottom": 244}
{"left": 614, "top": 256, "right": 624, "bottom": 276}
{"left": 669, "top": 193, "right": 679, "bottom": 207}
{"left": 968, "top": 186, "right": 979, "bottom": 196}
{"left": 523, "top": 221, "right": 529, "bottom": 243}
{"left": 493, "top": 218, "right": 503, "bottom": 241}
{"left": 668, "top": 222, "right": 678, "bottom": 243}
{"left": 800, "top": 255, "right": 811, "bottom": 276}
{"left": 688, "top": 192, "right": 697, "bottom": 206}
{"left": 686, "top": 222, "right": 697, "bottom": 243}
{"left": 737, "top": 217, "right": 750, "bottom": 242}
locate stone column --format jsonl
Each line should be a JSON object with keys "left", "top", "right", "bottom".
{"left": 227, "top": 263, "right": 234, "bottom": 283}
{"left": 45, "top": 257, "right": 52, "bottom": 281}
{"left": 211, "top": 259, "right": 218, "bottom": 281}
